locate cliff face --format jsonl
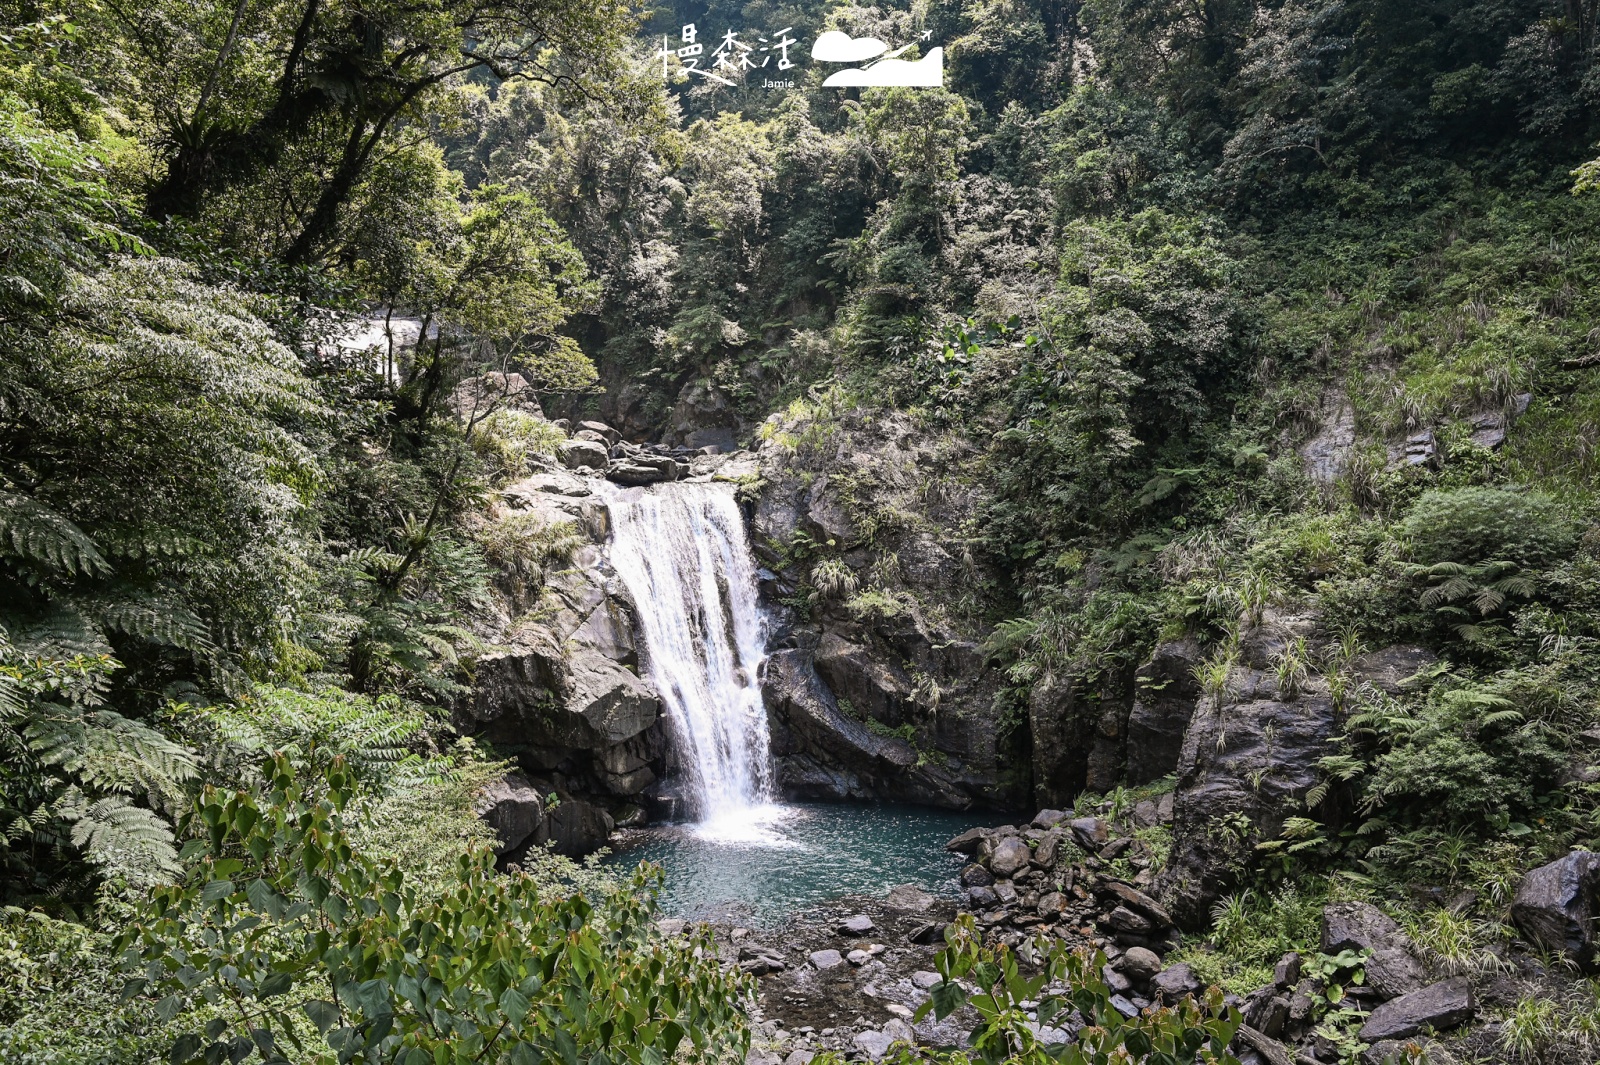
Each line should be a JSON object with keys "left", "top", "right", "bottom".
{"left": 746, "top": 405, "right": 1028, "bottom": 810}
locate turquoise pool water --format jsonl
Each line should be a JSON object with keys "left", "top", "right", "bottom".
{"left": 601, "top": 802, "right": 996, "bottom": 926}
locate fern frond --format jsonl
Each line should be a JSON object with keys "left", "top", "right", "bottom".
{"left": 59, "top": 790, "right": 179, "bottom": 886}
{"left": 0, "top": 490, "right": 109, "bottom": 577}
{"left": 96, "top": 594, "right": 215, "bottom": 655}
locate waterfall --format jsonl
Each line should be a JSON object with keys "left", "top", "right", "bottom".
{"left": 604, "top": 482, "right": 777, "bottom": 830}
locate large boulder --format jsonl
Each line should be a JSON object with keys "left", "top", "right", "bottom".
{"left": 1358, "top": 978, "right": 1474, "bottom": 1042}
{"left": 558, "top": 438, "right": 608, "bottom": 471}
{"left": 813, "top": 632, "right": 911, "bottom": 722}
{"left": 606, "top": 459, "right": 679, "bottom": 486}
{"left": 1510, "top": 851, "right": 1600, "bottom": 972}
{"left": 475, "top": 772, "right": 545, "bottom": 856}
{"left": 463, "top": 634, "right": 658, "bottom": 752}
{"left": 989, "top": 836, "right": 1032, "bottom": 878}
{"left": 1157, "top": 669, "right": 1339, "bottom": 928}
{"left": 1125, "top": 638, "right": 1204, "bottom": 785}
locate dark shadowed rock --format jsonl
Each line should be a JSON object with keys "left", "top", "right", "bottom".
{"left": 1099, "top": 881, "right": 1174, "bottom": 927}
{"left": 1510, "top": 850, "right": 1600, "bottom": 972}
{"left": 907, "top": 921, "right": 946, "bottom": 945}
{"left": 1358, "top": 978, "right": 1474, "bottom": 1042}
{"left": 1126, "top": 638, "right": 1204, "bottom": 785}
{"left": 544, "top": 798, "right": 613, "bottom": 857}
{"left": 475, "top": 772, "right": 544, "bottom": 856}
{"left": 763, "top": 649, "right": 972, "bottom": 806}
{"left": 606, "top": 460, "right": 678, "bottom": 486}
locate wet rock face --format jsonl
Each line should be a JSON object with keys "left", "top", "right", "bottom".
{"left": 763, "top": 649, "right": 972, "bottom": 807}
{"left": 1511, "top": 850, "right": 1600, "bottom": 972}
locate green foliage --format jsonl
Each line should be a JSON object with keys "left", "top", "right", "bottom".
{"left": 889, "top": 915, "right": 1242, "bottom": 1065}
{"left": 116, "top": 755, "right": 752, "bottom": 1065}
{"left": 1401, "top": 488, "right": 1575, "bottom": 568}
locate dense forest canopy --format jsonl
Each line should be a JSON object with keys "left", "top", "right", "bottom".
{"left": 4, "top": 0, "right": 1600, "bottom": 1061}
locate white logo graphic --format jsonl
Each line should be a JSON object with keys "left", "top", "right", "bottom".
{"left": 812, "top": 30, "right": 943, "bottom": 87}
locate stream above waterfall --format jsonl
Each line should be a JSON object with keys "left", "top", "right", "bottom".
{"left": 601, "top": 803, "right": 994, "bottom": 926}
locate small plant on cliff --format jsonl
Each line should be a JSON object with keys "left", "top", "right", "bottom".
{"left": 810, "top": 557, "right": 859, "bottom": 599}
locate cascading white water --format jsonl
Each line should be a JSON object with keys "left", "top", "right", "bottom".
{"left": 604, "top": 482, "right": 778, "bottom": 834}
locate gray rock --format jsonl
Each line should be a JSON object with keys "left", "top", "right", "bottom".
{"left": 808, "top": 949, "right": 845, "bottom": 971}
{"left": 1037, "top": 892, "right": 1068, "bottom": 919}
{"left": 577, "top": 420, "right": 620, "bottom": 444}
{"left": 989, "top": 836, "right": 1032, "bottom": 879}
{"left": 1365, "top": 947, "right": 1429, "bottom": 1000}
{"left": 838, "top": 914, "right": 876, "bottom": 935}
{"left": 1099, "top": 881, "right": 1174, "bottom": 927}
{"left": 886, "top": 883, "right": 935, "bottom": 912}
{"left": 1157, "top": 677, "right": 1339, "bottom": 928}
{"left": 1103, "top": 964, "right": 1132, "bottom": 994}
{"left": 1301, "top": 398, "right": 1356, "bottom": 485}
{"left": 815, "top": 633, "right": 911, "bottom": 723}
{"left": 1033, "top": 829, "right": 1064, "bottom": 869}
{"left": 1033, "top": 809, "right": 1069, "bottom": 829}
{"left": 1153, "top": 963, "right": 1202, "bottom": 1003}
{"left": 1069, "top": 817, "right": 1109, "bottom": 852}
{"left": 1273, "top": 952, "right": 1301, "bottom": 989}
{"left": 557, "top": 438, "right": 608, "bottom": 470}
{"left": 960, "top": 864, "right": 994, "bottom": 888}
{"left": 465, "top": 639, "right": 658, "bottom": 752}
{"left": 1119, "top": 946, "right": 1163, "bottom": 984}
{"left": 1510, "top": 850, "right": 1600, "bottom": 972}
{"left": 847, "top": 949, "right": 871, "bottom": 966}
{"left": 474, "top": 772, "right": 544, "bottom": 856}
{"left": 911, "top": 970, "right": 941, "bottom": 990}
{"left": 1108, "top": 994, "right": 1140, "bottom": 1018}
{"left": 606, "top": 460, "right": 678, "bottom": 486}
{"left": 783, "top": 1052, "right": 814, "bottom": 1065}
{"left": 1358, "top": 978, "right": 1474, "bottom": 1042}
{"left": 906, "top": 921, "right": 946, "bottom": 945}
{"left": 1126, "top": 639, "right": 1204, "bottom": 785}
{"left": 1348, "top": 645, "right": 1438, "bottom": 695}
{"left": 852, "top": 1031, "right": 892, "bottom": 1061}
{"left": 1322, "top": 902, "right": 1408, "bottom": 955}
{"left": 947, "top": 827, "right": 987, "bottom": 854}
{"left": 1106, "top": 906, "right": 1156, "bottom": 936}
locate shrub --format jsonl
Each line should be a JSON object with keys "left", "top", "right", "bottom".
{"left": 1401, "top": 487, "right": 1575, "bottom": 568}
{"left": 116, "top": 755, "right": 752, "bottom": 1065}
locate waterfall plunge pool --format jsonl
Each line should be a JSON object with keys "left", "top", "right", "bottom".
{"left": 600, "top": 802, "right": 996, "bottom": 926}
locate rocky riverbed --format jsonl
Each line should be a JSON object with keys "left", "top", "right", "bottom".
{"left": 664, "top": 806, "right": 1600, "bottom": 1065}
